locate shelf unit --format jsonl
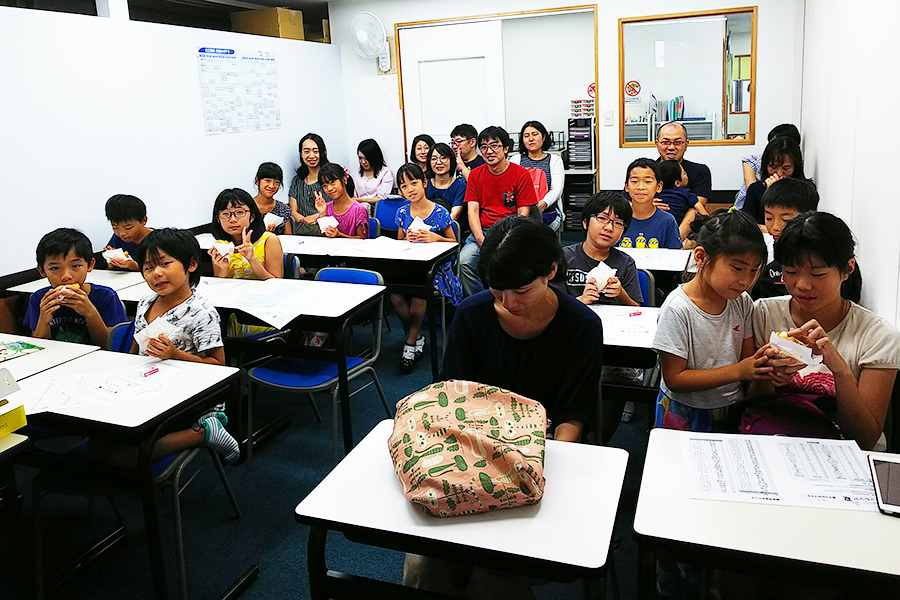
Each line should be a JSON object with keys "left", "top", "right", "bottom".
{"left": 562, "top": 118, "right": 596, "bottom": 231}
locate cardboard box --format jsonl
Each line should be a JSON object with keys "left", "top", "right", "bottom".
{"left": 0, "top": 404, "right": 26, "bottom": 440}
{"left": 231, "top": 8, "right": 305, "bottom": 41}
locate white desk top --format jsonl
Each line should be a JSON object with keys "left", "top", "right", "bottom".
{"left": 296, "top": 420, "right": 628, "bottom": 571}
{"left": 18, "top": 351, "right": 237, "bottom": 428}
{"left": 279, "top": 235, "right": 457, "bottom": 262}
{"left": 0, "top": 333, "right": 99, "bottom": 381}
{"left": 589, "top": 305, "right": 658, "bottom": 349}
{"left": 634, "top": 428, "right": 900, "bottom": 577}
{"left": 619, "top": 247, "right": 691, "bottom": 272}
{"left": 7, "top": 270, "right": 147, "bottom": 294}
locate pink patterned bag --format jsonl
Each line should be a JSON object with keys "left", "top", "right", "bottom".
{"left": 388, "top": 380, "right": 547, "bottom": 517}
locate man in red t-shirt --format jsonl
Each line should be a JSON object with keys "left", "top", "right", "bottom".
{"left": 460, "top": 126, "right": 537, "bottom": 295}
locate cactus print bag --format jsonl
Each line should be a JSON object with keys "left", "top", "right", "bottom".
{"left": 388, "top": 380, "right": 547, "bottom": 518}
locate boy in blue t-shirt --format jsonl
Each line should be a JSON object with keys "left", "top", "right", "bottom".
{"left": 24, "top": 228, "right": 127, "bottom": 345}
{"left": 103, "top": 194, "right": 152, "bottom": 271}
{"left": 619, "top": 158, "right": 682, "bottom": 249}
{"left": 655, "top": 159, "right": 708, "bottom": 240}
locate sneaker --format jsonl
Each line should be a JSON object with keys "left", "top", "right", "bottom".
{"left": 400, "top": 343, "right": 420, "bottom": 372}
{"left": 414, "top": 335, "right": 425, "bottom": 357}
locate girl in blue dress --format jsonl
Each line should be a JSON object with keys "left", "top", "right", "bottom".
{"left": 391, "top": 163, "right": 463, "bottom": 371}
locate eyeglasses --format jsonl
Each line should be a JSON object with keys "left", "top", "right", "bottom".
{"left": 657, "top": 139, "right": 686, "bottom": 147}
{"left": 431, "top": 155, "right": 450, "bottom": 163}
{"left": 592, "top": 213, "right": 626, "bottom": 230}
{"left": 218, "top": 209, "right": 249, "bottom": 221}
{"left": 450, "top": 137, "right": 468, "bottom": 147}
{"left": 480, "top": 143, "right": 503, "bottom": 152}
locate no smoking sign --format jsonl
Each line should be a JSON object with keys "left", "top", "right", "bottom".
{"left": 625, "top": 80, "right": 641, "bottom": 97}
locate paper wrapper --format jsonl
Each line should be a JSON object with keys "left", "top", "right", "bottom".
{"left": 586, "top": 262, "right": 617, "bottom": 288}
{"left": 768, "top": 331, "right": 823, "bottom": 366}
{"left": 408, "top": 216, "right": 430, "bottom": 232}
{"left": 102, "top": 248, "right": 129, "bottom": 262}
{"left": 263, "top": 213, "right": 282, "bottom": 228}
{"left": 212, "top": 241, "right": 235, "bottom": 257}
{"left": 317, "top": 216, "right": 339, "bottom": 233}
{"left": 133, "top": 317, "right": 179, "bottom": 354}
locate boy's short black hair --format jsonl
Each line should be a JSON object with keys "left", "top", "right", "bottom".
{"left": 478, "top": 216, "right": 562, "bottom": 290}
{"left": 450, "top": 123, "right": 478, "bottom": 141}
{"left": 761, "top": 178, "right": 819, "bottom": 213}
{"left": 477, "top": 126, "right": 511, "bottom": 151}
{"left": 36, "top": 228, "right": 94, "bottom": 267}
{"left": 625, "top": 158, "right": 662, "bottom": 183}
{"left": 105, "top": 194, "right": 147, "bottom": 224}
{"left": 581, "top": 191, "right": 633, "bottom": 231}
{"left": 658, "top": 160, "right": 682, "bottom": 189}
{"left": 136, "top": 228, "right": 201, "bottom": 288}
{"left": 255, "top": 162, "right": 283, "bottom": 183}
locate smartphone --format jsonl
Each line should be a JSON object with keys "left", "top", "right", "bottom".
{"left": 868, "top": 455, "right": 900, "bottom": 517}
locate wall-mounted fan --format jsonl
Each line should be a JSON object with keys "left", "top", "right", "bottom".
{"left": 349, "top": 10, "right": 390, "bottom": 72}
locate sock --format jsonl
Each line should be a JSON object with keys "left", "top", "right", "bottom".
{"left": 197, "top": 409, "right": 228, "bottom": 427}
{"left": 202, "top": 418, "right": 240, "bottom": 464}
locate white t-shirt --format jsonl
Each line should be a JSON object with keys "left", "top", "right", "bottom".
{"left": 653, "top": 285, "right": 754, "bottom": 409}
{"left": 135, "top": 292, "right": 223, "bottom": 357}
{"left": 753, "top": 297, "right": 900, "bottom": 450}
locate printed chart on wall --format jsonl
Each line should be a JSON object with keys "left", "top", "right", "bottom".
{"left": 197, "top": 47, "right": 281, "bottom": 135}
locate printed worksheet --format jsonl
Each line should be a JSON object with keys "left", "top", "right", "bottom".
{"left": 197, "top": 47, "right": 281, "bottom": 135}
{"left": 589, "top": 305, "right": 657, "bottom": 348}
{"left": 683, "top": 433, "right": 877, "bottom": 512}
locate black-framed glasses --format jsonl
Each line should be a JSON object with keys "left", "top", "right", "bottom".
{"left": 592, "top": 213, "right": 626, "bottom": 230}
{"left": 657, "top": 139, "right": 686, "bottom": 147}
{"left": 218, "top": 209, "right": 249, "bottom": 221}
{"left": 480, "top": 143, "right": 503, "bottom": 152}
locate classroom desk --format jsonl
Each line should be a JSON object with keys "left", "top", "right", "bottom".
{"left": 295, "top": 419, "right": 629, "bottom": 599}
{"left": 6, "top": 270, "right": 147, "bottom": 295}
{"left": 619, "top": 247, "right": 691, "bottom": 273}
{"left": 633, "top": 429, "right": 900, "bottom": 598}
{"left": 18, "top": 351, "right": 241, "bottom": 600}
{"left": 589, "top": 305, "right": 658, "bottom": 369}
{"left": 0, "top": 333, "right": 99, "bottom": 381}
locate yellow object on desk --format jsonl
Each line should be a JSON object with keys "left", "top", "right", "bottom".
{"left": 0, "top": 367, "right": 27, "bottom": 439}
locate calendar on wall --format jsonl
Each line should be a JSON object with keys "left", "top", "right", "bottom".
{"left": 197, "top": 47, "right": 281, "bottom": 135}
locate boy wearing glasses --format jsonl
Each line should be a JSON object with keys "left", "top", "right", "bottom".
{"left": 655, "top": 121, "right": 712, "bottom": 206}
{"left": 459, "top": 126, "right": 537, "bottom": 295}
{"left": 559, "top": 192, "right": 642, "bottom": 306}
{"left": 449, "top": 123, "right": 484, "bottom": 181}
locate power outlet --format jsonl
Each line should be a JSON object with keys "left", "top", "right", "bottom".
{"left": 604, "top": 111, "right": 614, "bottom": 126}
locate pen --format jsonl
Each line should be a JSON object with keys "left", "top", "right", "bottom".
{"left": 143, "top": 367, "right": 159, "bottom": 377}
{"left": 629, "top": 311, "right": 642, "bottom": 317}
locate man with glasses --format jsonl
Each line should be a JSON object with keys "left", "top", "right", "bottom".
{"left": 655, "top": 121, "right": 712, "bottom": 206}
{"left": 450, "top": 123, "right": 485, "bottom": 181}
{"left": 460, "top": 125, "right": 537, "bottom": 295}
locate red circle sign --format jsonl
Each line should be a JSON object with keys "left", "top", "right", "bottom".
{"left": 625, "top": 80, "right": 641, "bottom": 96}
{"left": 587, "top": 82, "right": 596, "bottom": 98}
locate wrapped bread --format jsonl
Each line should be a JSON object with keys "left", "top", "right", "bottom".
{"left": 263, "top": 213, "right": 282, "bottom": 228}
{"left": 586, "top": 262, "right": 617, "bottom": 288}
{"left": 133, "top": 317, "right": 178, "bottom": 354}
{"left": 212, "top": 241, "right": 235, "bottom": 257}
{"left": 55, "top": 283, "right": 80, "bottom": 291}
{"left": 768, "top": 331, "right": 823, "bottom": 366}
{"left": 317, "top": 216, "right": 339, "bottom": 233}
{"left": 102, "top": 248, "right": 129, "bottom": 262}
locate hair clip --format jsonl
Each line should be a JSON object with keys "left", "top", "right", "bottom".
{"left": 727, "top": 206, "right": 737, "bottom": 214}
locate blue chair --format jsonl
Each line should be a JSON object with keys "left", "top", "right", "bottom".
{"left": 247, "top": 268, "right": 392, "bottom": 465}
{"left": 374, "top": 196, "right": 408, "bottom": 238}
{"left": 368, "top": 216, "right": 381, "bottom": 239}
{"left": 637, "top": 269, "right": 656, "bottom": 307}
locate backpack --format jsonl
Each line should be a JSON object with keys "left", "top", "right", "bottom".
{"left": 739, "top": 393, "right": 842, "bottom": 440}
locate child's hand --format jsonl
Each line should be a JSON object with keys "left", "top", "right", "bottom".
{"left": 314, "top": 192, "right": 327, "bottom": 215}
{"left": 405, "top": 229, "right": 420, "bottom": 242}
{"left": 37, "top": 289, "right": 64, "bottom": 325}
{"left": 109, "top": 256, "right": 138, "bottom": 271}
{"left": 652, "top": 200, "right": 671, "bottom": 211}
{"left": 265, "top": 221, "right": 278, "bottom": 232}
{"left": 789, "top": 320, "right": 842, "bottom": 370}
{"left": 737, "top": 345, "right": 774, "bottom": 381}
{"left": 236, "top": 227, "right": 255, "bottom": 260}
{"left": 145, "top": 334, "right": 177, "bottom": 360}
{"left": 324, "top": 226, "right": 339, "bottom": 238}
{"left": 764, "top": 172, "right": 783, "bottom": 187}
{"left": 57, "top": 285, "right": 94, "bottom": 316}
{"left": 601, "top": 277, "right": 622, "bottom": 298}
{"left": 578, "top": 278, "right": 601, "bottom": 305}
{"left": 208, "top": 247, "right": 230, "bottom": 270}
{"left": 761, "top": 344, "right": 803, "bottom": 386}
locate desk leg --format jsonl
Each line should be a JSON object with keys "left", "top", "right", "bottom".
{"left": 139, "top": 444, "right": 168, "bottom": 600}
{"left": 335, "top": 326, "right": 353, "bottom": 456}
{"left": 427, "top": 296, "right": 439, "bottom": 382}
{"left": 1, "top": 461, "right": 29, "bottom": 597}
{"left": 308, "top": 526, "right": 329, "bottom": 600}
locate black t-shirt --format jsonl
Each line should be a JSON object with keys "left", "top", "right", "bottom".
{"left": 743, "top": 181, "right": 766, "bottom": 224}
{"left": 752, "top": 259, "right": 786, "bottom": 300}
{"left": 557, "top": 244, "right": 643, "bottom": 305}
{"left": 442, "top": 287, "right": 603, "bottom": 429}
{"left": 456, "top": 155, "right": 485, "bottom": 179}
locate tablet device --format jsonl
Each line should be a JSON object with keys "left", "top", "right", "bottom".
{"left": 868, "top": 455, "right": 900, "bottom": 517}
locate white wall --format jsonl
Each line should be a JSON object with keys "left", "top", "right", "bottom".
{"left": 501, "top": 11, "right": 595, "bottom": 136}
{"left": 328, "top": 0, "right": 802, "bottom": 191}
{"left": 0, "top": 7, "right": 348, "bottom": 276}
{"left": 801, "top": 0, "right": 900, "bottom": 324}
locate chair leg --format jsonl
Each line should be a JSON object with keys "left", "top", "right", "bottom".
{"left": 33, "top": 481, "right": 45, "bottom": 600}
{"left": 331, "top": 387, "right": 342, "bottom": 465}
{"left": 367, "top": 368, "right": 392, "bottom": 418}
{"left": 169, "top": 467, "right": 189, "bottom": 600}
{"left": 209, "top": 449, "right": 242, "bottom": 519}
{"left": 247, "top": 380, "right": 255, "bottom": 470}
{"left": 307, "top": 393, "right": 323, "bottom": 423}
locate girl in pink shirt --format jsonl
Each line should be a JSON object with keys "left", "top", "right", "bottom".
{"left": 315, "top": 163, "right": 369, "bottom": 239}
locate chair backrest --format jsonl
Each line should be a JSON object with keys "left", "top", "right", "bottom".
{"left": 315, "top": 267, "right": 385, "bottom": 362}
{"left": 637, "top": 269, "right": 656, "bottom": 307}
{"left": 368, "top": 217, "right": 381, "bottom": 239}
{"left": 107, "top": 320, "right": 136, "bottom": 353}
{"left": 449, "top": 219, "right": 462, "bottom": 276}
{"left": 374, "top": 197, "right": 408, "bottom": 237}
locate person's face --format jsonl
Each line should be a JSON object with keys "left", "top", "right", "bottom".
{"left": 696, "top": 250, "right": 762, "bottom": 300}
{"left": 256, "top": 178, "right": 280, "bottom": 199}
{"left": 217, "top": 202, "right": 253, "bottom": 238}
{"left": 451, "top": 136, "right": 475, "bottom": 157}
{"left": 767, "top": 155, "right": 795, "bottom": 179}
{"left": 522, "top": 126, "right": 544, "bottom": 154}
{"left": 398, "top": 175, "right": 426, "bottom": 202}
{"left": 141, "top": 249, "right": 196, "bottom": 297}
{"left": 39, "top": 251, "right": 94, "bottom": 287}
{"left": 480, "top": 137, "right": 507, "bottom": 167}
{"left": 322, "top": 177, "right": 346, "bottom": 200}
{"left": 490, "top": 266, "right": 557, "bottom": 317}
{"left": 301, "top": 139, "right": 320, "bottom": 169}
{"left": 782, "top": 257, "right": 853, "bottom": 314}
{"left": 414, "top": 141, "right": 430, "bottom": 165}
{"left": 678, "top": 165, "right": 689, "bottom": 188}
{"left": 764, "top": 206, "right": 800, "bottom": 240}
{"left": 656, "top": 126, "right": 689, "bottom": 161}
{"left": 430, "top": 151, "right": 452, "bottom": 176}
{"left": 358, "top": 151, "right": 371, "bottom": 172}
{"left": 111, "top": 218, "right": 147, "bottom": 244}
{"left": 584, "top": 206, "right": 626, "bottom": 249}
{"left": 625, "top": 167, "right": 662, "bottom": 204}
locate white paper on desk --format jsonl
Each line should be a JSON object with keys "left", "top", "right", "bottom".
{"left": 340, "top": 236, "right": 412, "bottom": 257}
{"left": 408, "top": 216, "right": 430, "bottom": 233}
{"left": 132, "top": 317, "right": 179, "bottom": 354}
{"left": 586, "top": 262, "right": 617, "bottom": 287}
{"left": 212, "top": 241, "right": 235, "bottom": 257}
{"left": 79, "top": 360, "right": 188, "bottom": 401}
{"left": 682, "top": 433, "right": 877, "bottom": 512}
{"left": 23, "top": 371, "right": 109, "bottom": 413}
{"left": 263, "top": 213, "right": 282, "bottom": 228}
{"left": 317, "top": 216, "right": 339, "bottom": 233}
{"left": 102, "top": 248, "right": 129, "bottom": 262}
